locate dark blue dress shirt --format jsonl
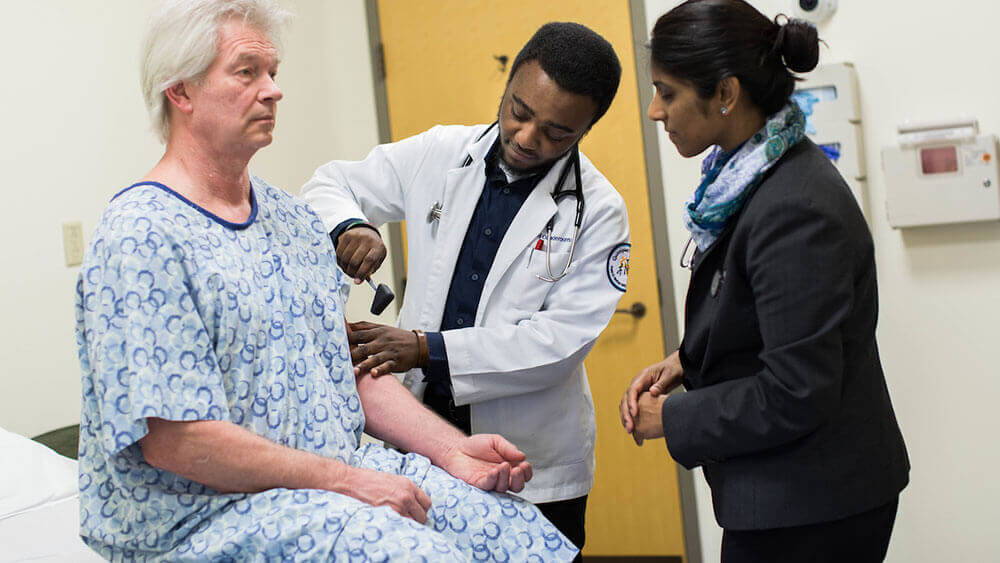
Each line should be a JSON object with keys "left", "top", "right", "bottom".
{"left": 422, "top": 141, "right": 551, "bottom": 431}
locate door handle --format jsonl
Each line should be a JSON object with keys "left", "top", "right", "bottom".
{"left": 614, "top": 302, "right": 646, "bottom": 319}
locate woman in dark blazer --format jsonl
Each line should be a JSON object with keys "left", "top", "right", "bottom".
{"left": 619, "top": 1, "right": 909, "bottom": 561}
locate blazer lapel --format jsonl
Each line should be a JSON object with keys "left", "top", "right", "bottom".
{"left": 689, "top": 170, "right": 775, "bottom": 276}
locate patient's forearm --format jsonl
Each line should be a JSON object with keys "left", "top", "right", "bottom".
{"left": 140, "top": 418, "right": 344, "bottom": 494}
{"left": 356, "top": 373, "right": 464, "bottom": 465}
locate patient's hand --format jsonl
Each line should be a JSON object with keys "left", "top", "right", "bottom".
{"left": 437, "top": 434, "right": 533, "bottom": 494}
{"left": 332, "top": 464, "right": 433, "bottom": 523}
{"left": 620, "top": 351, "right": 684, "bottom": 434}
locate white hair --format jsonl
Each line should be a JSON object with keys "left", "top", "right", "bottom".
{"left": 141, "top": 0, "right": 291, "bottom": 143}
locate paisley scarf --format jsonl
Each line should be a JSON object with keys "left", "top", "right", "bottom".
{"left": 684, "top": 101, "right": 806, "bottom": 250}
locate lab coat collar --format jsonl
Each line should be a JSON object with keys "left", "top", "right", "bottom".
{"left": 466, "top": 123, "right": 499, "bottom": 166}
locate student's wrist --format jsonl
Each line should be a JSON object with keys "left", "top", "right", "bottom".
{"left": 411, "top": 329, "right": 430, "bottom": 368}
{"left": 339, "top": 220, "right": 380, "bottom": 242}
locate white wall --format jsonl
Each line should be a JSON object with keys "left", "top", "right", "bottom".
{"left": 0, "top": 0, "right": 393, "bottom": 438}
{"left": 643, "top": 0, "right": 1000, "bottom": 561}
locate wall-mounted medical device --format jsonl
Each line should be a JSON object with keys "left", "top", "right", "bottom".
{"left": 792, "top": 0, "right": 837, "bottom": 24}
{"left": 882, "top": 119, "right": 1000, "bottom": 228}
{"left": 793, "top": 62, "right": 867, "bottom": 212}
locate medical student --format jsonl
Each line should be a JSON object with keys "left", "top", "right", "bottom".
{"left": 302, "top": 22, "right": 629, "bottom": 554}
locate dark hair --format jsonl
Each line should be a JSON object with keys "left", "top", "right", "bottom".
{"left": 650, "top": 0, "right": 820, "bottom": 115}
{"left": 508, "top": 22, "right": 622, "bottom": 125}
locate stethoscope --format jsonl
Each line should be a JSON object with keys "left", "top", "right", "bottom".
{"left": 430, "top": 121, "right": 585, "bottom": 282}
{"left": 538, "top": 144, "right": 583, "bottom": 281}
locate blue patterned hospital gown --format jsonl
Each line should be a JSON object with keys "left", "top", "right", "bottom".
{"left": 75, "top": 179, "right": 577, "bottom": 561}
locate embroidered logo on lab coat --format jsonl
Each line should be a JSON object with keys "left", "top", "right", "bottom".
{"left": 607, "top": 243, "right": 630, "bottom": 292}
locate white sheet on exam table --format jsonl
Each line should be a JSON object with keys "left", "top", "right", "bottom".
{"left": 0, "top": 494, "right": 101, "bottom": 562}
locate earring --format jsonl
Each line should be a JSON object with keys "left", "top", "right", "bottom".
{"left": 721, "top": 106, "right": 729, "bottom": 116}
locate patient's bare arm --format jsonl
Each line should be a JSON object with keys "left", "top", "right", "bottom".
{"left": 140, "top": 418, "right": 432, "bottom": 523}
{"left": 356, "top": 372, "right": 532, "bottom": 493}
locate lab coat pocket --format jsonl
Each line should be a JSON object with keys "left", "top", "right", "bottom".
{"left": 503, "top": 247, "right": 568, "bottom": 314}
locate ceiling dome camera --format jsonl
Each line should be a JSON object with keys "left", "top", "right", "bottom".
{"left": 792, "top": 0, "right": 837, "bottom": 23}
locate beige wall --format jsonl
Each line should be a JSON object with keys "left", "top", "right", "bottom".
{"left": 644, "top": 0, "right": 1000, "bottom": 561}
{"left": 0, "top": 0, "right": 392, "bottom": 438}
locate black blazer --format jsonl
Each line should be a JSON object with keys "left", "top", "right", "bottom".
{"left": 661, "top": 139, "right": 909, "bottom": 530}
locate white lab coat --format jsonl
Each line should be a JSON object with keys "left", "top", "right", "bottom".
{"left": 301, "top": 124, "right": 629, "bottom": 503}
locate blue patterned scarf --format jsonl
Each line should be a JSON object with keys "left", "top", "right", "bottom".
{"left": 684, "top": 101, "right": 806, "bottom": 250}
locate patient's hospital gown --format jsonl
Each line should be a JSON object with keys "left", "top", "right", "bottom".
{"left": 74, "top": 180, "right": 576, "bottom": 561}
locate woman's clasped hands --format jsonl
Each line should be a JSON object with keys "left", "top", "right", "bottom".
{"left": 620, "top": 351, "right": 685, "bottom": 445}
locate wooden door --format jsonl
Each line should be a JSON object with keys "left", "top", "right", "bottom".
{"left": 374, "top": 1, "right": 686, "bottom": 558}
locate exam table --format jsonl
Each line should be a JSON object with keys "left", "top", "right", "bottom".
{"left": 0, "top": 424, "right": 101, "bottom": 562}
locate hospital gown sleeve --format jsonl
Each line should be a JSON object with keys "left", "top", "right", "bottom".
{"left": 77, "top": 225, "right": 230, "bottom": 458}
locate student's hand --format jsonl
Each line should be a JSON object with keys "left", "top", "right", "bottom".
{"left": 332, "top": 464, "right": 432, "bottom": 523}
{"left": 348, "top": 322, "right": 423, "bottom": 377}
{"left": 437, "top": 434, "right": 533, "bottom": 493}
{"left": 620, "top": 351, "right": 684, "bottom": 434}
{"left": 336, "top": 227, "right": 386, "bottom": 284}
{"left": 631, "top": 392, "right": 668, "bottom": 446}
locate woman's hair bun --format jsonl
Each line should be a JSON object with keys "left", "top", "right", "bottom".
{"left": 775, "top": 18, "right": 820, "bottom": 73}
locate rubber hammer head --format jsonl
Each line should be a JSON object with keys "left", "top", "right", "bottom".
{"left": 366, "top": 279, "right": 395, "bottom": 315}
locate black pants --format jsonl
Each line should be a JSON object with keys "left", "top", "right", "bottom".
{"left": 721, "top": 498, "right": 899, "bottom": 563}
{"left": 537, "top": 495, "right": 588, "bottom": 562}
{"left": 423, "top": 386, "right": 472, "bottom": 434}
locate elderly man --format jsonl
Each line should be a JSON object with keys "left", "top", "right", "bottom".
{"left": 74, "top": 1, "right": 576, "bottom": 560}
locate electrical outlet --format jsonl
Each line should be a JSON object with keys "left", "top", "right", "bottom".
{"left": 63, "top": 222, "right": 85, "bottom": 267}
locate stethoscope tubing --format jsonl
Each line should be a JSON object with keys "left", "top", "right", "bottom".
{"left": 538, "top": 147, "right": 584, "bottom": 282}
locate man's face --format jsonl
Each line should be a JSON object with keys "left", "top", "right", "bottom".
{"left": 497, "top": 60, "right": 597, "bottom": 173}
{"left": 186, "top": 19, "right": 282, "bottom": 153}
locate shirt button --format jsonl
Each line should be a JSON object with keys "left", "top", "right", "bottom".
{"left": 470, "top": 273, "right": 480, "bottom": 281}
{"left": 484, "top": 227, "right": 493, "bottom": 236}
{"left": 456, "top": 318, "right": 465, "bottom": 326}
{"left": 503, "top": 188, "right": 511, "bottom": 195}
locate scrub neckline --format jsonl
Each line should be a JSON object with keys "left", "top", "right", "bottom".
{"left": 112, "top": 180, "right": 258, "bottom": 231}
